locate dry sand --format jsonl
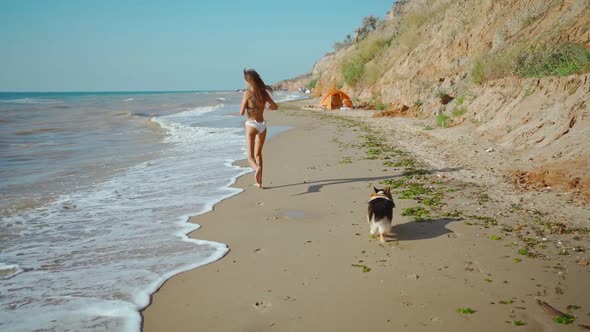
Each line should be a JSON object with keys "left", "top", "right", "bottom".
{"left": 142, "top": 100, "right": 590, "bottom": 331}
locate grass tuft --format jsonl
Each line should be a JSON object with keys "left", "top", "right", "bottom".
{"left": 452, "top": 107, "right": 466, "bottom": 117}
{"left": 456, "top": 308, "right": 476, "bottom": 314}
{"left": 554, "top": 313, "right": 576, "bottom": 325}
{"left": 402, "top": 206, "right": 430, "bottom": 222}
{"left": 351, "top": 264, "right": 371, "bottom": 273}
{"left": 437, "top": 113, "right": 450, "bottom": 128}
{"left": 341, "top": 36, "right": 390, "bottom": 86}
{"left": 471, "top": 42, "right": 590, "bottom": 84}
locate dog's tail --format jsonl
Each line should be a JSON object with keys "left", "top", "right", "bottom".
{"left": 368, "top": 199, "right": 394, "bottom": 221}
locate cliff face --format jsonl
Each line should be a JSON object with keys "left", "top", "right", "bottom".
{"left": 278, "top": 0, "right": 590, "bottom": 200}
{"left": 305, "top": 0, "right": 589, "bottom": 100}
{"left": 273, "top": 73, "right": 312, "bottom": 91}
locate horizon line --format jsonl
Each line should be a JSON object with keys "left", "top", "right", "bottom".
{"left": 0, "top": 89, "right": 240, "bottom": 93}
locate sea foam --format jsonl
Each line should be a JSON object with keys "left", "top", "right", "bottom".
{"left": 0, "top": 104, "right": 249, "bottom": 331}
{"left": 0, "top": 91, "right": 308, "bottom": 331}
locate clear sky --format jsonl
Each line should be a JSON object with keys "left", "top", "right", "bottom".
{"left": 0, "top": 1, "right": 394, "bottom": 92}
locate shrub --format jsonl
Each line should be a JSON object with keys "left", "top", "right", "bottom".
{"left": 306, "top": 79, "right": 317, "bottom": 89}
{"left": 513, "top": 42, "right": 590, "bottom": 77}
{"left": 405, "top": 11, "right": 429, "bottom": 29}
{"left": 435, "top": 90, "right": 448, "bottom": 98}
{"left": 471, "top": 42, "right": 590, "bottom": 84}
{"left": 363, "top": 62, "right": 382, "bottom": 85}
{"left": 375, "top": 99, "right": 387, "bottom": 110}
{"left": 471, "top": 59, "right": 486, "bottom": 84}
{"left": 340, "top": 35, "right": 390, "bottom": 86}
{"left": 356, "top": 15, "right": 380, "bottom": 41}
{"left": 342, "top": 60, "right": 365, "bottom": 86}
{"left": 452, "top": 107, "right": 466, "bottom": 117}
{"left": 437, "top": 113, "right": 450, "bottom": 127}
{"left": 333, "top": 34, "right": 353, "bottom": 51}
{"left": 398, "top": 28, "right": 421, "bottom": 51}
{"left": 333, "top": 15, "right": 381, "bottom": 51}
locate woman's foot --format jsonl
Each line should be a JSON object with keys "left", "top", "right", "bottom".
{"left": 255, "top": 166, "right": 263, "bottom": 188}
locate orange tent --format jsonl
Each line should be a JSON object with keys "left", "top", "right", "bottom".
{"left": 319, "top": 90, "right": 353, "bottom": 110}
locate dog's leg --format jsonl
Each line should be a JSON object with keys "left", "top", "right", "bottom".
{"left": 378, "top": 221, "right": 390, "bottom": 243}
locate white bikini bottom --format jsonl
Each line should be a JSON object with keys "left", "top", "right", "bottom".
{"left": 245, "top": 120, "right": 266, "bottom": 134}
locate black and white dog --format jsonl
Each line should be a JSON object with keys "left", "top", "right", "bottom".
{"left": 367, "top": 187, "right": 395, "bottom": 242}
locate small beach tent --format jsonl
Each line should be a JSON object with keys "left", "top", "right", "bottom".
{"left": 319, "top": 90, "right": 353, "bottom": 110}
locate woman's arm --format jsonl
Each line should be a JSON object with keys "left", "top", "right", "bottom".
{"left": 239, "top": 91, "right": 249, "bottom": 116}
{"left": 266, "top": 94, "right": 278, "bottom": 110}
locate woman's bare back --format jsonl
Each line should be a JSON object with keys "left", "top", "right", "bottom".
{"left": 245, "top": 90, "right": 266, "bottom": 122}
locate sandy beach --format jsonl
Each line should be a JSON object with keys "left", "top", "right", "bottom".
{"left": 142, "top": 100, "right": 590, "bottom": 331}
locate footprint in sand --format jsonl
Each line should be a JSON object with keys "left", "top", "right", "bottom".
{"left": 254, "top": 300, "right": 272, "bottom": 312}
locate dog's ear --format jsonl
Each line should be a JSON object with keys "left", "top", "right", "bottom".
{"left": 384, "top": 187, "right": 391, "bottom": 194}
{"left": 373, "top": 187, "right": 379, "bottom": 193}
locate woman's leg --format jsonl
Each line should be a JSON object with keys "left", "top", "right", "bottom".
{"left": 254, "top": 130, "right": 267, "bottom": 187}
{"left": 246, "top": 126, "right": 259, "bottom": 178}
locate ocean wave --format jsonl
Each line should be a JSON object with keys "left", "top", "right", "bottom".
{"left": 0, "top": 94, "right": 260, "bottom": 331}
{"left": 151, "top": 114, "right": 240, "bottom": 144}
{"left": 149, "top": 117, "right": 164, "bottom": 129}
{"left": 116, "top": 112, "right": 160, "bottom": 120}
{"left": 0, "top": 107, "right": 249, "bottom": 331}
{"left": 0, "top": 263, "right": 23, "bottom": 280}
{"left": 272, "top": 91, "right": 309, "bottom": 103}
{"left": 150, "top": 105, "right": 224, "bottom": 133}
{"left": 0, "top": 98, "right": 61, "bottom": 104}
{"left": 171, "top": 104, "right": 223, "bottom": 117}
{"left": 14, "top": 127, "right": 63, "bottom": 136}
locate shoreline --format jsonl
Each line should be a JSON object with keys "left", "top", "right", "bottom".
{"left": 138, "top": 104, "right": 300, "bottom": 315}
{"left": 138, "top": 101, "right": 307, "bottom": 316}
{"left": 142, "top": 101, "right": 590, "bottom": 331}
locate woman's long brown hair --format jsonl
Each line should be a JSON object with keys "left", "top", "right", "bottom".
{"left": 243, "top": 68, "right": 272, "bottom": 104}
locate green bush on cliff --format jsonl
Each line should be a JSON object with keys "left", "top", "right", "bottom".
{"left": 341, "top": 36, "right": 390, "bottom": 86}
{"left": 452, "top": 107, "right": 466, "bottom": 117}
{"left": 342, "top": 60, "right": 365, "bottom": 86}
{"left": 471, "top": 60, "right": 486, "bottom": 84}
{"left": 363, "top": 62, "right": 382, "bottom": 85}
{"left": 333, "top": 15, "right": 381, "bottom": 51}
{"left": 437, "top": 113, "right": 450, "bottom": 128}
{"left": 471, "top": 42, "right": 590, "bottom": 84}
{"left": 375, "top": 99, "right": 387, "bottom": 111}
{"left": 514, "top": 42, "right": 590, "bottom": 77}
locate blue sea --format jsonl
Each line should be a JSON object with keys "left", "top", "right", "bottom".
{"left": 0, "top": 90, "right": 306, "bottom": 331}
